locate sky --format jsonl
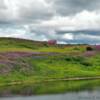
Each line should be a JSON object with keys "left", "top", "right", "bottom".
{"left": 0, "top": 0, "right": 100, "bottom": 44}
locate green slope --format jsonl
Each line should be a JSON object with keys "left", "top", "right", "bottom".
{"left": 0, "top": 37, "right": 86, "bottom": 53}
{"left": 0, "top": 37, "right": 99, "bottom": 85}
{"left": 0, "top": 37, "right": 46, "bottom": 52}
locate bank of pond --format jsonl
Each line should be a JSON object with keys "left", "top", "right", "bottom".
{"left": 0, "top": 79, "right": 100, "bottom": 97}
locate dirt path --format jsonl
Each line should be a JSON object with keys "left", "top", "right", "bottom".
{"left": 43, "top": 76, "right": 100, "bottom": 82}
{"left": 0, "top": 76, "right": 100, "bottom": 86}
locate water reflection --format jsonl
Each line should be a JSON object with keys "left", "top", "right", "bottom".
{"left": 1, "top": 91, "right": 100, "bottom": 100}
{"left": 0, "top": 80, "right": 100, "bottom": 100}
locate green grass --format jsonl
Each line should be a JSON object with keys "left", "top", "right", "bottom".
{"left": 0, "top": 37, "right": 86, "bottom": 53}
{"left": 0, "top": 54, "right": 100, "bottom": 84}
{"left": 0, "top": 37, "right": 99, "bottom": 85}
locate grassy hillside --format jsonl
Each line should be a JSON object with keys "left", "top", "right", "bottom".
{"left": 0, "top": 37, "right": 100, "bottom": 85}
{"left": 0, "top": 37, "right": 46, "bottom": 52}
{"left": 0, "top": 37, "right": 86, "bottom": 53}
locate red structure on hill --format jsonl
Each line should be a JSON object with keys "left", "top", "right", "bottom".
{"left": 48, "top": 40, "right": 57, "bottom": 45}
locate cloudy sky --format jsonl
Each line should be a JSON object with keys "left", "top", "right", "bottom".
{"left": 0, "top": 0, "right": 100, "bottom": 44}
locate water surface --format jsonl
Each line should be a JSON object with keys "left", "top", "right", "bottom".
{"left": 0, "top": 80, "right": 100, "bottom": 100}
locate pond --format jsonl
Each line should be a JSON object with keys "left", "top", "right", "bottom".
{"left": 0, "top": 79, "right": 100, "bottom": 100}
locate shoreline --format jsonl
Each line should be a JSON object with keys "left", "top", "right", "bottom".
{"left": 0, "top": 76, "right": 100, "bottom": 87}
{"left": 44, "top": 76, "right": 100, "bottom": 82}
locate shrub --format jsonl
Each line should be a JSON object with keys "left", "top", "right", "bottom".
{"left": 86, "top": 46, "right": 93, "bottom": 51}
{"left": 64, "top": 55, "right": 92, "bottom": 67}
{"left": 43, "top": 43, "right": 48, "bottom": 47}
{"left": 80, "top": 61, "right": 92, "bottom": 66}
{"left": 64, "top": 56, "right": 76, "bottom": 61}
{"left": 64, "top": 56, "right": 84, "bottom": 62}
{"left": 73, "top": 47, "right": 80, "bottom": 50}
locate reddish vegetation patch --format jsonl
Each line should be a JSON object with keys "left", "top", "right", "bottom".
{"left": 0, "top": 52, "right": 35, "bottom": 58}
{"left": 0, "top": 52, "right": 34, "bottom": 66}
{"left": 95, "top": 45, "right": 100, "bottom": 51}
{"left": 0, "top": 52, "right": 58, "bottom": 64}
{"left": 0, "top": 52, "right": 37, "bottom": 75}
{"left": 0, "top": 63, "right": 13, "bottom": 75}
{"left": 0, "top": 52, "right": 58, "bottom": 58}
{"left": 83, "top": 51, "right": 96, "bottom": 57}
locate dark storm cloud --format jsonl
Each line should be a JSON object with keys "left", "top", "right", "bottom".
{"left": 18, "top": 0, "right": 54, "bottom": 22}
{"left": 51, "top": 0, "right": 100, "bottom": 15}
{"left": 0, "top": 0, "right": 55, "bottom": 24}
{"left": 56, "top": 30, "right": 100, "bottom": 36}
{"left": 0, "top": 0, "right": 100, "bottom": 23}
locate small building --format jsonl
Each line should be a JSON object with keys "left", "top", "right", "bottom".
{"left": 48, "top": 40, "right": 57, "bottom": 45}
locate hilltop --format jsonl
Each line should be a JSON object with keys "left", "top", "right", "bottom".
{"left": 0, "top": 37, "right": 48, "bottom": 52}
{"left": 0, "top": 37, "right": 87, "bottom": 53}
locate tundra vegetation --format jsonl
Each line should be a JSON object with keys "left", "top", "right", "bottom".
{"left": 0, "top": 38, "right": 100, "bottom": 85}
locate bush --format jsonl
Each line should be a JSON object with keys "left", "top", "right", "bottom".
{"left": 43, "top": 43, "right": 48, "bottom": 47}
{"left": 73, "top": 47, "right": 80, "bottom": 50}
{"left": 80, "top": 61, "right": 92, "bottom": 66}
{"left": 64, "top": 55, "right": 92, "bottom": 67}
{"left": 65, "top": 56, "right": 84, "bottom": 62}
{"left": 86, "top": 46, "right": 93, "bottom": 51}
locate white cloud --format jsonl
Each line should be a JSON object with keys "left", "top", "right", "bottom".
{"left": 0, "top": 0, "right": 54, "bottom": 23}
{"left": 0, "top": 0, "right": 100, "bottom": 44}
{"left": 39, "top": 10, "right": 100, "bottom": 31}
{"left": 61, "top": 33, "right": 74, "bottom": 40}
